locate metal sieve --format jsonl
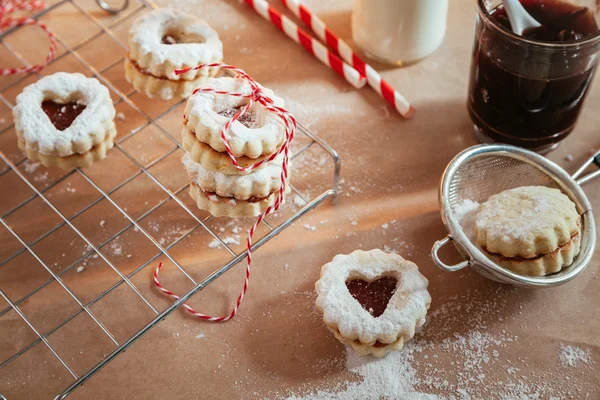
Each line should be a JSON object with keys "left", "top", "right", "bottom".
{"left": 431, "top": 144, "right": 598, "bottom": 287}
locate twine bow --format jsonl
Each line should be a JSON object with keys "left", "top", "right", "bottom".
{"left": 153, "top": 63, "right": 296, "bottom": 322}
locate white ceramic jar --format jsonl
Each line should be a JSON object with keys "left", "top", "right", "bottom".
{"left": 351, "top": 0, "right": 449, "bottom": 66}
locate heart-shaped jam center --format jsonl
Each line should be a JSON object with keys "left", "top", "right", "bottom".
{"left": 218, "top": 106, "right": 256, "bottom": 128}
{"left": 345, "top": 276, "right": 398, "bottom": 318}
{"left": 42, "top": 101, "right": 86, "bottom": 131}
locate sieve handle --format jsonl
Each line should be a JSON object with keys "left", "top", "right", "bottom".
{"left": 431, "top": 236, "right": 469, "bottom": 272}
{"left": 572, "top": 150, "right": 600, "bottom": 186}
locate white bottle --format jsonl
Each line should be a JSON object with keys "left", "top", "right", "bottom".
{"left": 352, "top": 0, "right": 449, "bottom": 66}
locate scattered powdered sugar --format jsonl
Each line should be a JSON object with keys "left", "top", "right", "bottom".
{"left": 453, "top": 199, "right": 480, "bottom": 243}
{"left": 116, "top": 112, "right": 126, "bottom": 121}
{"left": 208, "top": 238, "right": 221, "bottom": 249}
{"left": 285, "top": 288, "right": 596, "bottom": 400}
{"left": 76, "top": 266, "right": 85, "bottom": 273}
{"left": 303, "top": 224, "right": 317, "bottom": 232}
{"left": 22, "top": 159, "right": 41, "bottom": 174}
{"left": 294, "top": 195, "right": 307, "bottom": 207}
{"left": 208, "top": 235, "right": 241, "bottom": 248}
{"left": 33, "top": 171, "right": 49, "bottom": 183}
{"left": 286, "top": 346, "right": 439, "bottom": 400}
{"left": 223, "top": 236, "right": 240, "bottom": 245}
{"left": 454, "top": 199, "right": 480, "bottom": 225}
{"left": 559, "top": 344, "right": 593, "bottom": 367}
{"left": 381, "top": 223, "right": 389, "bottom": 230}
{"left": 109, "top": 241, "right": 122, "bottom": 256}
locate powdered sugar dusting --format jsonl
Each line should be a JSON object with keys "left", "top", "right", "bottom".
{"left": 559, "top": 344, "right": 593, "bottom": 367}
{"left": 454, "top": 199, "right": 480, "bottom": 243}
{"left": 286, "top": 287, "right": 596, "bottom": 399}
{"left": 475, "top": 187, "right": 579, "bottom": 254}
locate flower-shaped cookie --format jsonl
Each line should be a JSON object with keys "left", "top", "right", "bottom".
{"left": 315, "top": 249, "right": 431, "bottom": 357}
{"left": 475, "top": 186, "right": 582, "bottom": 276}
{"left": 126, "top": 8, "right": 223, "bottom": 100}
{"left": 182, "top": 151, "right": 289, "bottom": 201}
{"left": 184, "top": 77, "right": 285, "bottom": 158}
{"left": 188, "top": 182, "right": 290, "bottom": 218}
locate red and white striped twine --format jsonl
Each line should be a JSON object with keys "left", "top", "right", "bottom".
{"left": 280, "top": 0, "right": 414, "bottom": 118}
{"left": 153, "top": 63, "right": 296, "bottom": 322}
{"left": 0, "top": 0, "right": 57, "bottom": 76}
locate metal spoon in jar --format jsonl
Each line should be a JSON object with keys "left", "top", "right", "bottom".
{"left": 502, "top": 0, "right": 542, "bottom": 35}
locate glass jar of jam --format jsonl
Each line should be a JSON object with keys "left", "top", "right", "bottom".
{"left": 468, "top": 0, "right": 600, "bottom": 153}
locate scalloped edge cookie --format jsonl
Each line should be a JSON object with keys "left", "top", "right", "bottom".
{"left": 13, "top": 72, "right": 116, "bottom": 157}
{"left": 475, "top": 186, "right": 581, "bottom": 259}
{"left": 125, "top": 58, "right": 217, "bottom": 100}
{"left": 483, "top": 229, "right": 581, "bottom": 276}
{"left": 182, "top": 151, "right": 288, "bottom": 201}
{"left": 181, "top": 126, "right": 279, "bottom": 175}
{"left": 189, "top": 182, "right": 290, "bottom": 217}
{"left": 17, "top": 125, "right": 116, "bottom": 169}
{"left": 128, "top": 8, "right": 223, "bottom": 81}
{"left": 330, "top": 316, "right": 427, "bottom": 357}
{"left": 315, "top": 249, "right": 431, "bottom": 357}
{"left": 184, "top": 77, "right": 285, "bottom": 158}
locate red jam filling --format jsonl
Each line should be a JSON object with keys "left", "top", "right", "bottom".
{"left": 42, "top": 101, "right": 86, "bottom": 131}
{"left": 345, "top": 276, "right": 398, "bottom": 318}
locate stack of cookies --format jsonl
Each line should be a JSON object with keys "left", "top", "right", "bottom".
{"left": 181, "top": 77, "right": 290, "bottom": 217}
{"left": 475, "top": 186, "right": 582, "bottom": 276}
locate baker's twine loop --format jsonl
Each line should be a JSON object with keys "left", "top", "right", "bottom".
{"left": 153, "top": 63, "right": 296, "bottom": 322}
{"left": 0, "top": 0, "right": 57, "bottom": 76}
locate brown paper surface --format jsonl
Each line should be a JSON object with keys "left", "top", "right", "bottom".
{"left": 0, "top": 0, "right": 599, "bottom": 399}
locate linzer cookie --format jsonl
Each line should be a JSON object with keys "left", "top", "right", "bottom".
{"left": 315, "top": 249, "right": 431, "bottom": 357}
{"left": 126, "top": 9, "right": 223, "bottom": 100}
{"left": 13, "top": 72, "right": 117, "bottom": 169}
{"left": 475, "top": 186, "right": 582, "bottom": 276}
{"left": 183, "top": 149, "right": 290, "bottom": 217}
{"left": 184, "top": 77, "right": 285, "bottom": 158}
{"left": 181, "top": 127, "right": 275, "bottom": 175}
{"left": 182, "top": 151, "right": 288, "bottom": 200}
{"left": 189, "top": 182, "right": 291, "bottom": 218}
{"left": 180, "top": 74, "right": 292, "bottom": 218}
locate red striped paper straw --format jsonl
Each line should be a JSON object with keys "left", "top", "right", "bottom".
{"left": 281, "top": 0, "right": 414, "bottom": 118}
{"left": 243, "top": 0, "right": 366, "bottom": 89}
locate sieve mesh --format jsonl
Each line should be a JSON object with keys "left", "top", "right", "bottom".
{"left": 448, "top": 154, "right": 561, "bottom": 213}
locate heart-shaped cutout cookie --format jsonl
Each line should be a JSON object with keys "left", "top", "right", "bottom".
{"left": 345, "top": 276, "right": 398, "bottom": 318}
{"left": 42, "top": 100, "right": 86, "bottom": 131}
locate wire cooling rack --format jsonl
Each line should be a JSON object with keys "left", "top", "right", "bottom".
{"left": 0, "top": 0, "right": 340, "bottom": 398}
